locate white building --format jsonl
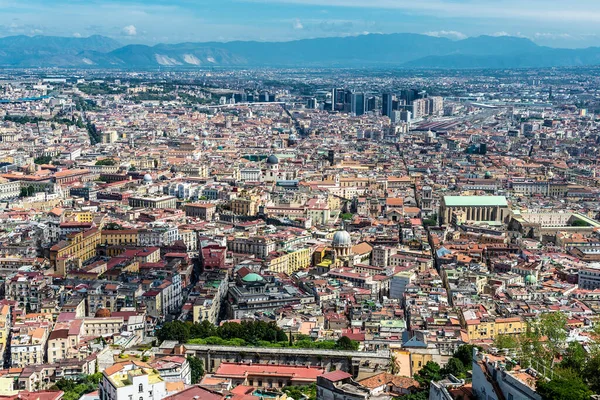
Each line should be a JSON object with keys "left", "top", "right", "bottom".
{"left": 100, "top": 361, "right": 166, "bottom": 400}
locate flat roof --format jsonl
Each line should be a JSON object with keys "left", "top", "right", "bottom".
{"left": 443, "top": 195, "right": 507, "bottom": 207}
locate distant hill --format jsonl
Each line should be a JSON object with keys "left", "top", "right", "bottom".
{"left": 0, "top": 35, "right": 122, "bottom": 67}
{"left": 1, "top": 33, "right": 600, "bottom": 69}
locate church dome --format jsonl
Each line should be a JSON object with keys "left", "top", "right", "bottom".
{"left": 95, "top": 308, "right": 111, "bottom": 318}
{"left": 332, "top": 230, "right": 352, "bottom": 247}
{"left": 266, "top": 155, "right": 279, "bottom": 165}
{"left": 525, "top": 274, "right": 537, "bottom": 285}
{"left": 242, "top": 273, "right": 264, "bottom": 283}
{"left": 143, "top": 174, "right": 153, "bottom": 183}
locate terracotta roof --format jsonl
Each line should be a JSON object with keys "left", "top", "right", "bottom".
{"left": 320, "top": 370, "right": 352, "bottom": 382}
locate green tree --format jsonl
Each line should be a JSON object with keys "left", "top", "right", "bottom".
{"left": 34, "top": 155, "right": 52, "bottom": 164}
{"left": 95, "top": 158, "right": 116, "bottom": 166}
{"left": 582, "top": 354, "right": 600, "bottom": 393}
{"left": 187, "top": 355, "right": 204, "bottom": 384}
{"left": 440, "top": 358, "right": 466, "bottom": 378}
{"left": 335, "top": 336, "right": 359, "bottom": 351}
{"left": 494, "top": 334, "right": 518, "bottom": 350}
{"left": 156, "top": 321, "right": 190, "bottom": 343}
{"left": 560, "top": 342, "right": 587, "bottom": 373}
{"left": 536, "top": 369, "right": 592, "bottom": 400}
{"left": 414, "top": 361, "right": 441, "bottom": 388}
{"left": 395, "top": 392, "right": 428, "bottom": 400}
{"left": 452, "top": 344, "right": 478, "bottom": 368}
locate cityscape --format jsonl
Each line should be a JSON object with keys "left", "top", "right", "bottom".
{"left": 0, "top": 4, "right": 600, "bottom": 400}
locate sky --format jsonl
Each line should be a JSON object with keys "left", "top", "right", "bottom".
{"left": 2, "top": 0, "right": 600, "bottom": 48}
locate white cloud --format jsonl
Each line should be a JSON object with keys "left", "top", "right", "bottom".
{"left": 293, "top": 18, "right": 304, "bottom": 29}
{"left": 534, "top": 32, "right": 572, "bottom": 39}
{"left": 491, "top": 31, "right": 510, "bottom": 37}
{"left": 72, "top": 32, "right": 82, "bottom": 38}
{"left": 121, "top": 25, "right": 137, "bottom": 36}
{"left": 424, "top": 30, "right": 467, "bottom": 40}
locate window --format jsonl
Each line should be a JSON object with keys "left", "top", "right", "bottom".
{"left": 139, "top": 384, "right": 143, "bottom": 393}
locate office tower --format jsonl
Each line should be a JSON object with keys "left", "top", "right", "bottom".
{"left": 351, "top": 93, "right": 366, "bottom": 116}
{"left": 246, "top": 93, "right": 254, "bottom": 102}
{"left": 427, "top": 96, "right": 444, "bottom": 116}
{"left": 258, "top": 91, "right": 269, "bottom": 102}
{"left": 382, "top": 93, "right": 393, "bottom": 117}
{"left": 412, "top": 98, "right": 428, "bottom": 119}
{"left": 400, "top": 89, "right": 415, "bottom": 105}
{"left": 366, "top": 96, "right": 376, "bottom": 112}
{"left": 306, "top": 98, "right": 317, "bottom": 109}
{"left": 400, "top": 110, "right": 412, "bottom": 123}
{"left": 332, "top": 88, "right": 346, "bottom": 111}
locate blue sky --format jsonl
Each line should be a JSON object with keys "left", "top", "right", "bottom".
{"left": 2, "top": 0, "right": 600, "bottom": 48}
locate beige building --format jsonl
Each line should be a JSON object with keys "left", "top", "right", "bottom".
{"left": 440, "top": 195, "right": 509, "bottom": 225}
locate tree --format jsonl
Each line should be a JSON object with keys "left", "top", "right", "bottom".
{"left": 335, "top": 336, "right": 359, "bottom": 351}
{"left": 536, "top": 312, "right": 568, "bottom": 366}
{"left": 34, "top": 155, "right": 52, "bottom": 165}
{"left": 560, "top": 342, "right": 587, "bottom": 373}
{"left": 494, "top": 334, "right": 518, "bottom": 350}
{"left": 105, "top": 222, "right": 124, "bottom": 230}
{"left": 341, "top": 213, "right": 353, "bottom": 221}
{"left": 156, "top": 321, "right": 190, "bottom": 343}
{"left": 187, "top": 355, "right": 204, "bottom": 384}
{"left": 95, "top": 158, "right": 116, "bottom": 166}
{"left": 452, "top": 345, "right": 478, "bottom": 368}
{"left": 395, "top": 392, "right": 428, "bottom": 400}
{"left": 440, "top": 358, "right": 466, "bottom": 378}
{"left": 422, "top": 218, "right": 437, "bottom": 227}
{"left": 414, "top": 361, "right": 441, "bottom": 388}
{"left": 536, "top": 369, "right": 592, "bottom": 400}
{"left": 582, "top": 354, "right": 600, "bottom": 393}
{"left": 570, "top": 219, "right": 590, "bottom": 227}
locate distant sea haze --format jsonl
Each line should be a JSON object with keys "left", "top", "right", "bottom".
{"left": 2, "top": 33, "right": 600, "bottom": 68}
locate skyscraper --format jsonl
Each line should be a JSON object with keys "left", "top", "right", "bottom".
{"left": 382, "top": 93, "right": 393, "bottom": 117}
{"left": 366, "top": 96, "right": 376, "bottom": 112}
{"left": 351, "top": 93, "right": 366, "bottom": 116}
{"left": 332, "top": 88, "right": 346, "bottom": 111}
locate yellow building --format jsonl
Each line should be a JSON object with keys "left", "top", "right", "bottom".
{"left": 266, "top": 247, "right": 313, "bottom": 275}
{"left": 101, "top": 229, "right": 139, "bottom": 246}
{"left": 50, "top": 228, "right": 101, "bottom": 277}
{"left": 63, "top": 211, "right": 94, "bottom": 223}
{"left": 0, "top": 305, "right": 9, "bottom": 350}
{"left": 231, "top": 195, "right": 259, "bottom": 216}
{"left": 462, "top": 315, "right": 525, "bottom": 341}
{"left": 0, "top": 371, "right": 19, "bottom": 396}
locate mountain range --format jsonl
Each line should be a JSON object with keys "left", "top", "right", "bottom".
{"left": 2, "top": 33, "right": 600, "bottom": 69}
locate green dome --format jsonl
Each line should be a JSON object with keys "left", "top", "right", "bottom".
{"left": 525, "top": 274, "right": 537, "bottom": 284}
{"left": 484, "top": 171, "right": 492, "bottom": 178}
{"left": 242, "top": 273, "right": 264, "bottom": 283}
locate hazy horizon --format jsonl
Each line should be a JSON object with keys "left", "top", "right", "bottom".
{"left": 2, "top": 0, "right": 600, "bottom": 49}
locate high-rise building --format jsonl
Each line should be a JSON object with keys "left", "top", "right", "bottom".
{"left": 412, "top": 98, "right": 428, "bottom": 119}
{"left": 306, "top": 98, "right": 317, "bottom": 109}
{"left": 382, "top": 93, "right": 394, "bottom": 117}
{"left": 427, "top": 96, "right": 444, "bottom": 116}
{"left": 351, "top": 93, "right": 366, "bottom": 116}
{"left": 332, "top": 88, "right": 346, "bottom": 111}
{"left": 366, "top": 96, "right": 376, "bottom": 112}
